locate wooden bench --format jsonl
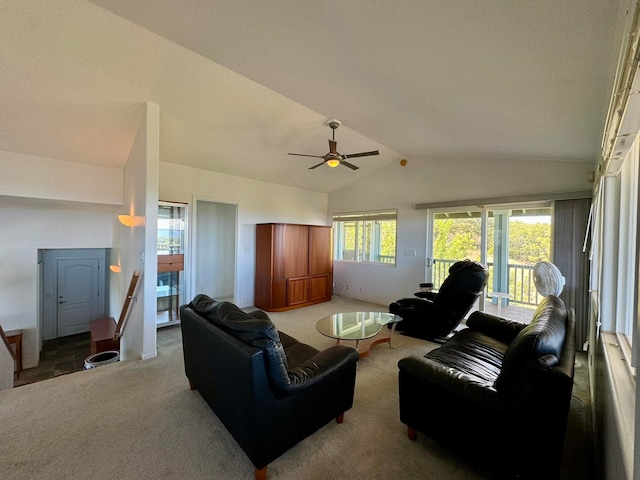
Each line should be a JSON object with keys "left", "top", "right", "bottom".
{"left": 89, "top": 317, "right": 119, "bottom": 355}
{"left": 89, "top": 269, "right": 140, "bottom": 355}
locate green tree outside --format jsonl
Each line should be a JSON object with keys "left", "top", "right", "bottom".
{"left": 433, "top": 215, "right": 551, "bottom": 305}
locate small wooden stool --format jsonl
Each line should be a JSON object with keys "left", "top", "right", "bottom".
{"left": 4, "top": 329, "right": 23, "bottom": 376}
{"left": 89, "top": 318, "right": 119, "bottom": 355}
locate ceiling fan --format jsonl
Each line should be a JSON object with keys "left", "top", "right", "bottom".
{"left": 288, "top": 119, "right": 379, "bottom": 170}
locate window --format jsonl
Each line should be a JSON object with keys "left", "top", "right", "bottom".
{"left": 428, "top": 204, "right": 552, "bottom": 319}
{"left": 591, "top": 134, "right": 640, "bottom": 370}
{"left": 333, "top": 211, "right": 397, "bottom": 265}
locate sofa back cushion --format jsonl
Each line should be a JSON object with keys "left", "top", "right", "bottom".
{"left": 494, "top": 295, "right": 567, "bottom": 394}
{"left": 188, "top": 294, "right": 289, "bottom": 375}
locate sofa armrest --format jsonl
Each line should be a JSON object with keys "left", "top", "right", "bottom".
{"left": 275, "top": 345, "right": 359, "bottom": 397}
{"left": 465, "top": 311, "right": 527, "bottom": 344}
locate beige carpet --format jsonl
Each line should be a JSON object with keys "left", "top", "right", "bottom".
{"left": 0, "top": 296, "right": 592, "bottom": 479}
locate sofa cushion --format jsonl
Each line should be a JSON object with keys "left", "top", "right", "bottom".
{"left": 494, "top": 295, "right": 567, "bottom": 394}
{"left": 425, "top": 328, "right": 509, "bottom": 386}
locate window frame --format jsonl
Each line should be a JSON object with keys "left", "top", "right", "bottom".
{"left": 332, "top": 210, "right": 397, "bottom": 266}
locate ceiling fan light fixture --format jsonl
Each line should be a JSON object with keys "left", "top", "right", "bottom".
{"left": 288, "top": 118, "right": 378, "bottom": 170}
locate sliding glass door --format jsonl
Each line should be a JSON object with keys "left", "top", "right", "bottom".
{"left": 428, "top": 203, "right": 552, "bottom": 319}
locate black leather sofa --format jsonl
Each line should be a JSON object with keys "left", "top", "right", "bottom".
{"left": 180, "top": 295, "right": 359, "bottom": 480}
{"left": 398, "top": 295, "right": 575, "bottom": 479}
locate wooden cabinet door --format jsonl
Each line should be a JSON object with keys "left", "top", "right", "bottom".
{"left": 255, "top": 224, "right": 275, "bottom": 310}
{"left": 287, "top": 276, "right": 309, "bottom": 306}
{"left": 309, "top": 274, "right": 332, "bottom": 302}
{"left": 309, "top": 226, "right": 332, "bottom": 275}
{"left": 274, "top": 224, "right": 309, "bottom": 279}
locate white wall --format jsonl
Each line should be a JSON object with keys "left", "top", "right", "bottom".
{"left": 0, "top": 199, "right": 116, "bottom": 369}
{"left": 114, "top": 103, "right": 159, "bottom": 362}
{"left": 329, "top": 156, "right": 595, "bottom": 306}
{"left": 0, "top": 150, "right": 121, "bottom": 369}
{"left": 159, "top": 161, "right": 328, "bottom": 308}
{"left": 0, "top": 151, "right": 122, "bottom": 205}
{"left": 0, "top": 335, "right": 14, "bottom": 390}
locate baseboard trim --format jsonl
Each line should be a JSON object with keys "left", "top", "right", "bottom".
{"left": 141, "top": 350, "right": 158, "bottom": 361}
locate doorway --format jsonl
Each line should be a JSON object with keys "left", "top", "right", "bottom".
{"left": 192, "top": 199, "right": 237, "bottom": 303}
{"left": 157, "top": 202, "right": 187, "bottom": 328}
{"left": 40, "top": 248, "right": 109, "bottom": 341}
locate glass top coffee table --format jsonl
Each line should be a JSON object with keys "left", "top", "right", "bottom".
{"left": 315, "top": 311, "right": 403, "bottom": 357}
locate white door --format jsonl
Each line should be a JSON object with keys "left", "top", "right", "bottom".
{"left": 57, "top": 258, "right": 100, "bottom": 337}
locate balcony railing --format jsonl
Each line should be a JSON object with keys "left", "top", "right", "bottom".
{"left": 433, "top": 258, "right": 541, "bottom": 306}
{"left": 339, "top": 249, "right": 395, "bottom": 264}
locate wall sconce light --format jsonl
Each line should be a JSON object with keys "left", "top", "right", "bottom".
{"left": 118, "top": 214, "right": 144, "bottom": 227}
{"left": 109, "top": 265, "right": 122, "bottom": 273}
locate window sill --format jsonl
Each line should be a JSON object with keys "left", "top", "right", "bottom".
{"left": 599, "top": 332, "right": 635, "bottom": 479}
{"left": 616, "top": 332, "right": 636, "bottom": 379}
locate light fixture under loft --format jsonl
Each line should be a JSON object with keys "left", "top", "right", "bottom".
{"left": 118, "top": 214, "right": 144, "bottom": 227}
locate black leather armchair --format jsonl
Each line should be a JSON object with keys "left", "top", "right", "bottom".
{"left": 389, "top": 260, "right": 489, "bottom": 340}
{"left": 180, "top": 295, "right": 359, "bottom": 480}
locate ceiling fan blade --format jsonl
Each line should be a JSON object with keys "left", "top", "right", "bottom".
{"left": 288, "top": 153, "right": 324, "bottom": 158}
{"left": 329, "top": 140, "right": 338, "bottom": 154}
{"left": 308, "top": 162, "right": 326, "bottom": 170}
{"left": 340, "top": 160, "right": 359, "bottom": 170}
{"left": 342, "top": 150, "right": 380, "bottom": 159}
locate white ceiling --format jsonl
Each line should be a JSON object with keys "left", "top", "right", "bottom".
{"left": 0, "top": 0, "right": 624, "bottom": 193}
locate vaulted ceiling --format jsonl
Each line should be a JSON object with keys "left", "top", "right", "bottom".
{"left": 1, "top": 0, "right": 624, "bottom": 193}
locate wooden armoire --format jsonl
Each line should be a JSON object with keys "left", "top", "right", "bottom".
{"left": 254, "top": 223, "right": 333, "bottom": 311}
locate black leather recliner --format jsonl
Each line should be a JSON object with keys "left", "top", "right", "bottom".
{"left": 389, "top": 259, "right": 489, "bottom": 340}
{"left": 180, "top": 295, "right": 359, "bottom": 480}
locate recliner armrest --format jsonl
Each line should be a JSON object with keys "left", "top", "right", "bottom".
{"left": 466, "top": 311, "right": 527, "bottom": 344}
{"left": 392, "top": 298, "right": 456, "bottom": 319}
{"left": 275, "top": 345, "right": 359, "bottom": 397}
